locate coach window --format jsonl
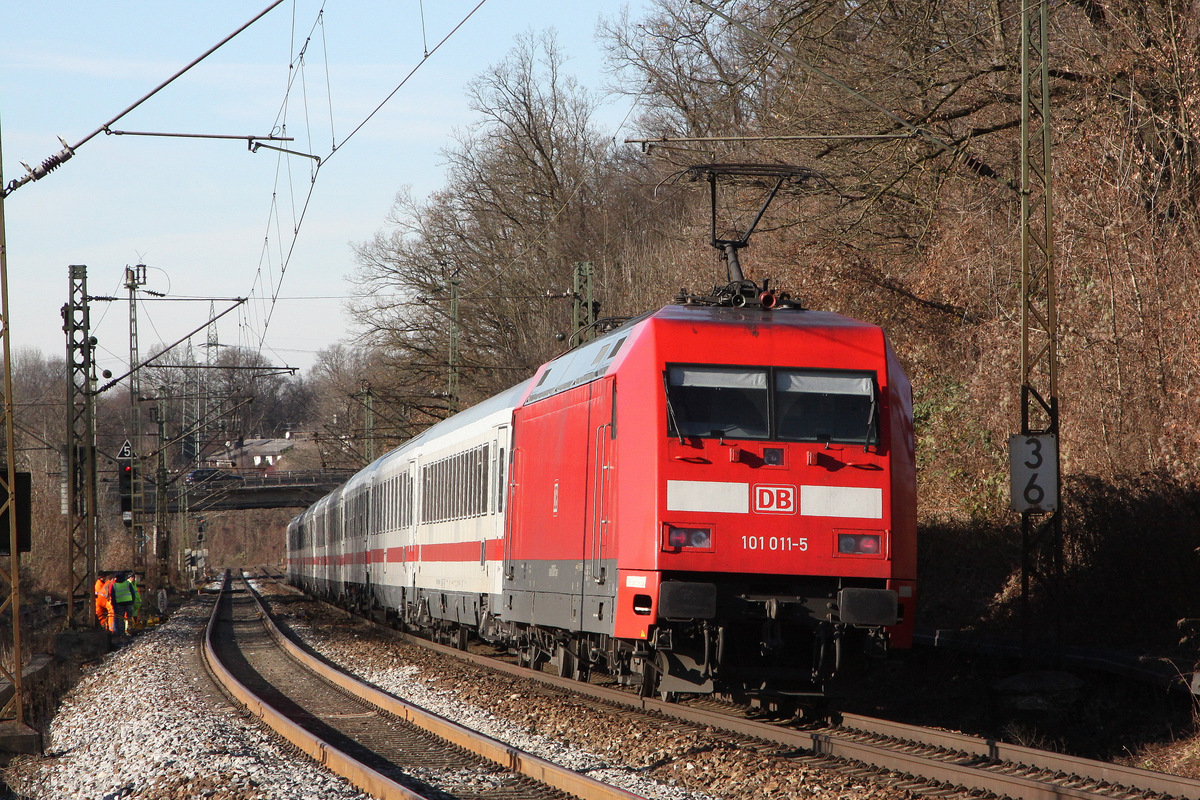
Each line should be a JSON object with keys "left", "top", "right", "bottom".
{"left": 457, "top": 453, "right": 466, "bottom": 519}
{"left": 496, "top": 447, "right": 506, "bottom": 513}
{"left": 469, "top": 450, "right": 476, "bottom": 517}
{"left": 429, "top": 465, "right": 436, "bottom": 523}
{"left": 439, "top": 462, "right": 445, "bottom": 521}
{"left": 455, "top": 456, "right": 462, "bottom": 519}
{"left": 429, "top": 464, "right": 436, "bottom": 523}
{"left": 434, "top": 462, "right": 442, "bottom": 522}
{"left": 434, "top": 462, "right": 441, "bottom": 522}
{"left": 402, "top": 473, "right": 411, "bottom": 528}
{"left": 775, "top": 370, "right": 878, "bottom": 446}
{"left": 426, "top": 466, "right": 433, "bottom": 523}
{"left": 665, "top": 366, "right": 769, "bottom": 440}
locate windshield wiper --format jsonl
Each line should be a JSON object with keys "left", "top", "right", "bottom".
{"left": 864, "top": 394, "right": 878, "bottom": 451}
{"left": 662, "top": 372, "right": 685, "bottom": 443}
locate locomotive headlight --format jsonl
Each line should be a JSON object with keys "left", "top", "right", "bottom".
{"left": 838, "top": 533, "right": 882, "bottom": 555}
{"left": 664, "top": 525, "right": 712, "bottom": 551}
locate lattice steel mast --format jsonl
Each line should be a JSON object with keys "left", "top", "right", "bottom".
{"left": 126, "top": 265, "right": 149, "bottom": 575}
{"left": 1014, "top": 0, "right": 1062, "bottom": 649}
{"left": 63, "top": 265, "right": 98, "bottom": 624}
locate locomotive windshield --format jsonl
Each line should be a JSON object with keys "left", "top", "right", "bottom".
{"left": 775, "top": 370, "right": 876, "bottom": 445}
{"left": 666, "top": 367, "right": 770, "bottom": 439}
{"left": 666, "top": 365, "right": 878, "bottom": 445}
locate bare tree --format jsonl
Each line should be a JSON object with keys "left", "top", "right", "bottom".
{"left": 350, "top": 31, "right": 631, "bottom": 408}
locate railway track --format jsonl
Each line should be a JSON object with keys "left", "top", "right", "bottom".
{"left": 203, "top": 571, "right": 647, "bottom": 800}
{"left": 249, "top": 571, "right": 1200, "bottom": 800}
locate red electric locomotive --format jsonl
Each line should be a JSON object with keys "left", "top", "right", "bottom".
{"left": 290, "top": 291, "right": 917, "bottom": 700}
{"left": 495, "top": 292, "right": 915, "bottom": 699}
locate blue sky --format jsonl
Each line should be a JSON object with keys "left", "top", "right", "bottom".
{"left": 1, "top": 1, "right": 647, "bottom": 377}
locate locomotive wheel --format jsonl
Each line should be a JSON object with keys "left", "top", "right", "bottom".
{"left": 637, "top": 652, "right": 660, "bottom": 699}
{"left": 638, "top": 665, "right": 656, "bottom": 698}
{"left": 640, "top": 652, "right": 677, "bottom": 702}
{"left": 658, "top": 659, "right": 678, "bottom": 704}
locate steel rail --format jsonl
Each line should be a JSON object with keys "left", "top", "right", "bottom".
{"left": 833, "top": 712, "right": 1200, "bottom": 799}
{"left": 203, "top": 574, "right": 426, "bottom": 800}
{"left": 285, "top": 588, "right": 1200, "bottom": 800}
{"left": 235, "top": 573, "right": 647, "bottom": 800}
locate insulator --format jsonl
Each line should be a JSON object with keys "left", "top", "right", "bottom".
{"left": 33, "top": 147, "right": 74, "bottom": 180}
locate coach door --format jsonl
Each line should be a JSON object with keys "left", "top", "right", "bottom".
{"left": 582, "top": 376, "right": 616, "bottom": 632}
{"left": 491, "top": 425, "right": 510, "bottom": 555}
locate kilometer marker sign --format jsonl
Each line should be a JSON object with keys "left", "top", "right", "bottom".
{"left": 1009, "top": 433, "right": 1058, "bottom": 513}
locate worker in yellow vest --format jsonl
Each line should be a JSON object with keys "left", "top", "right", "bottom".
{"left": 129, "top": 573, "right": 143, "bottom": 628}
{"left": 107, "top": 572, "right": 136, "bottom": 640}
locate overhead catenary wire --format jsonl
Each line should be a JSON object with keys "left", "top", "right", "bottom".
{"left": 248, "top": 0, "right": 492, "bottom": 355}
{"left": 2, "top": 0, "right": 290, "bottom": 198}
{"left": 95, "top": 299, "right": 247, "bottom": 395}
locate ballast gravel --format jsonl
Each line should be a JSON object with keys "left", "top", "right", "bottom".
{"left": 5, "top": 598, "right": 369, "bottom": 800}
{"left": 7, "top": 583, "right": 912, "bottom": 800}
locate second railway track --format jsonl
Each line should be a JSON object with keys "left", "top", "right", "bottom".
{"left": 203, "top": 571, "right": 647, "bottom": 800}
{"left": 250, "top": 570, "right": 1200, "bottom": 800}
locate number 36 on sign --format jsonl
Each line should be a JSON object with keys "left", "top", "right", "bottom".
{"left": 1008, "top": 433, "right": 1058, "bottom": 513}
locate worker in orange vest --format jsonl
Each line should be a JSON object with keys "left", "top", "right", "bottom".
{"left": 94, "top": 571, "right": 113, "bottom": 632}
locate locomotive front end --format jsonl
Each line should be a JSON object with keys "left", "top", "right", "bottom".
{"left": 614, "top": 305, "right": 917, "bottom": 699}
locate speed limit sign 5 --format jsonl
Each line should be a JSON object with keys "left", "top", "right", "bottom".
{"left": 1009, "top": 433, "right": 1059, "bottom": 513}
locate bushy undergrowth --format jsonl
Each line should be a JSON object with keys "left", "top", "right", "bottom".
{"left": 917, "top": 474, "right": 1200, "bottom": 657}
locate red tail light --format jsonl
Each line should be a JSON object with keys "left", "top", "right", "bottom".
{"left": 838, "top": 533, "right": 882, "bottom": 555}
{"left": 664, "top": 525, "right": 713, "bottom": 551}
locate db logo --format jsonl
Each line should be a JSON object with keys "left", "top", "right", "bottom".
{"left": 753, "top": 484, "right": 797, "bottom": 514}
